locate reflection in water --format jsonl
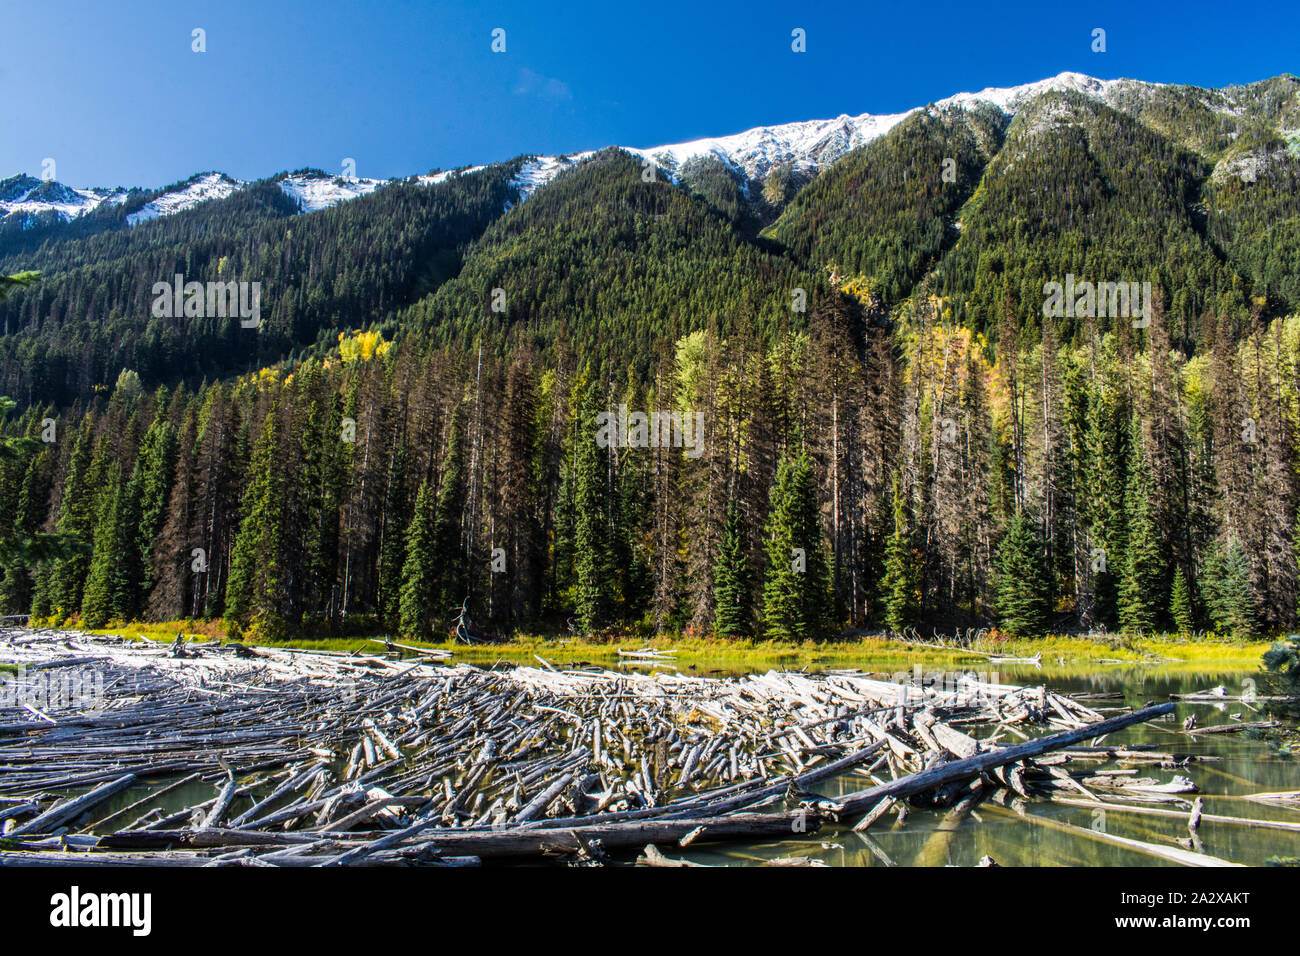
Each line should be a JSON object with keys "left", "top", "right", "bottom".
{"left": 79, "top": 661, "right": 1298, "bottom": 867}
{"left": 680, "top": 665, "right": 1299, "bottom": 867}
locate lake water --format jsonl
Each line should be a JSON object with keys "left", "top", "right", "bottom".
{"left": 68, "top": 657, "right": 1300, "bottom": 867}
{"left": 677, "top": 663, "right": 1300, "bottom": 867}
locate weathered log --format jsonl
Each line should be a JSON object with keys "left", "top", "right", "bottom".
{"left": 1185, "top": 720, "right": 1280, "bottom": 735}
{"left": 99, "top": 827, "right": 318, "bottom": 849}
{"left": 403, "top": 810, "right": 817, "bottom": 859}
{"left": 983, "top": 803, "right": 1243, "bottom": 867}
{"left": 1050, "top": 795, "right": 1300, "bottom": 833}
{"left": 834, "top": 703, "right": 1175, "bottom": 820}
{"left": 9, "top": 773, "right": 137, "bottom": 838}
{"left": 80, "top": 772, "right": 202, "bottom": 833}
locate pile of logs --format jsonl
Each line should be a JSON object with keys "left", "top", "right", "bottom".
{"left": 0, "top": 628, "right": 1218, "bottom": 866}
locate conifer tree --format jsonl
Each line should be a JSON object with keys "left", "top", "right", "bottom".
{"left": 129, "top": 415, "right": 178, "bottom": 602}
{"left": 1083, "top": 381, "right": 1128, "bottom": 629}
{"left": 432, "top": 404, "right": 469, "bottom": 622}
{"left": 146, "top": 404, "right": 199, "bottom": 622}
{"left": 881, "top": 473, "right": 918, "bottom": 631}
{"left": 761, "top": 450, "right": 831, "bottom": 641}
{"left": 0, "top": 403, "right": 63, "bottom": 612}
{"left": 1201, "top": 540, "right": 1256, "bottom": 638}
{"left": 398, "top": 478, "right": 437, "bottom": 638}
{"left": 1170, "top": 567, "right": 1195, "bottom": 633}
{"left": 377, "top": 443, "right": 410, "bottom": 628}
{"left": 995, "top": 509, "right": 1052, "bottom": 637}
{"left": 713, "top": 496, "right": 751, "bottom": 637}
{"left": 81, "top": 463, "right": 134, "bottom": 627}
{"left": 1118, "top": 419, "right": 1164, "bottom": 634}
{"left": 41, "top": 422, "right": 101, "bottom": 619}
{"left": 572, "top": 380, "right": 613, "bottom": 632}
{"left": 294, "top": 378, "right": 347, "bottom": 616}
{"left": 225, "top": 410, "right": 289, "bottom": 637}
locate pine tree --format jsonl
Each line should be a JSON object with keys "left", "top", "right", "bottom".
{"left": 881, "top": 473, "right": 918, "bottom": 631}
{"left": 377, "top": 442, "right": 410, "bottom": 628}
{"left": 432, "top": 404, "right": 469, "bottom": 622}
{"left": 1118, "top": 419, "right": 1164, "bottom": 634}
{"left": 293, "top": 374, "right": 347, "bottom": 617}
{"left": 1082, "top": 376, "right": 1129, "bottom": 630}
{"left": 572, "top": 379, "right": 614, "bottom": 632}
{"left": 995, "top": 509, "right": 1052, "bottom": 637}
{"left": 129, "top": 415, "right": 178, "bottom": 603}
{"left": 1170, "top": 567, "right": 1195, "bottom": 634}
{"left": 81, "top": 463, "right": 133, "bottom": 627}
{"left": 761, "top": 450, "right": 831, "bottom": 641}
{"left": 1201, "top": 540, "right": 1256, "bottom": 638}
{"left": 0, "top": 409, "right": 60, "bottom": 613}
{"left": 42, "top": 423, "right": 102, "bottom": 620}
{"left": 146, "top": 403, "right": 199, "bottom": 621}
{"left": 713, "top": 496, "right": 751, "bottom": 637}
{"left": 398, "top": 478, "right": 437, "bottom": 639}
{"left": 498, "top": 354, "right": 545, "bottom": 628}
{"left": 225, "top": 410, "right": 289, "bottom": 638}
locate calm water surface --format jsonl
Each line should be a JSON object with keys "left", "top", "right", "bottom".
{"left": 80, "top": 659, "right": 1299, "bottom": 866}
{"left": 680, "top": 663, "right": 1300, "bottom": 867}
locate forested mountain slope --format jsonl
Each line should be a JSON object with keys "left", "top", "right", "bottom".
{"left": 2, "top": 72, "right": 1299, "bottom": 644}
{"left": 0, "top": 165, "right": 520, "bottom": 404}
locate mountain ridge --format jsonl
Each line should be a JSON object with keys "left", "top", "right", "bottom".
{"left": 8, "top": 71, "right": 1294, "bottom": 232}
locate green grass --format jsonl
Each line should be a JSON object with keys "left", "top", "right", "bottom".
{"left": 73, "top": 620, "right": 1271, "bottom": 676}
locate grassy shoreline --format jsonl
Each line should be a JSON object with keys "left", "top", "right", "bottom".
{"left": 65, "top": 620, "right": 1273, "bottom": 676}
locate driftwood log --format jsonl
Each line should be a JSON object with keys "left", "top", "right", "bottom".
{"left": 0, "top": 627, "right": 1243, "bottom": 865}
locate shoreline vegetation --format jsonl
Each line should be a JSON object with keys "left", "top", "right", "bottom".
{"left": 67, "top": 619, "right": 1273, "bottom": 674}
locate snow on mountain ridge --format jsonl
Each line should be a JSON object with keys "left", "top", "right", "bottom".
{"left": 937, "top": 71, "right": 1131, "bottom": 112}
{"left": 0, "top": 174, "right": 127, "bottom": 225}
{"left": 621, "top": 107, "right": 917, "bottom": 182}
{"left": 277, "top": 171, "right": 387, "bottom": 212}
{"left": 580, "top": 72, "right": 1141, "bottom": 189}
{"left": 0, "top": 72, "right": 1180, "bottom": 226}
{"left": 127, "top": 173, "right": 244, "bottom": 226}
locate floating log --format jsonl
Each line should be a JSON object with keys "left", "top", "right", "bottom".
{"left": 0, "top": 629, "right": 1246, "bottom": 867}
{"left": 1185, "top": 721, "right": 1281, "bottom": 735}
{"left": 1241, "top": 790, "right": 1300, "bottom": 809}
{"left": 833, "top": 703, "right": 1176, "bottom": 820}
{"left": 983, "top": 803, "right": 1243, "bottom": 867}
{"left": 8, "top": 773, "right": 137, "bottom": 838}
{"left": 1049, "top": 796, "right": 1300, "bottom": 833}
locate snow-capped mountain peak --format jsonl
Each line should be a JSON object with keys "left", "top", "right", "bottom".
{"left": 937, "top": 70, "right": 1130, "bottom": 112}
{"left": 277, "top": 170, "right": 387, "bottom": 213}
{"left": 532, "top": 72, "right": 1141, "bottom": 190}
{"left": 0, "top": 173, "right": 127, "bottom": 226}
{"left": 126, "top": 172, "right": 244, "bottom": 226}
{"left": 0, "top": 72, "right": 1209, "bottom": 231}
{"left": 623, "top": 107, "right": 918, "bottom": 183}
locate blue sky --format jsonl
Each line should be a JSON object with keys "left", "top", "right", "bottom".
{"left": 4, "top": 0, "right": 1297, "bottom": 188}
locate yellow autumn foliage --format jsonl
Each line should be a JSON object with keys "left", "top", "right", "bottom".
{"left": 338, "top": 329, "right": 392, "bottom": 363}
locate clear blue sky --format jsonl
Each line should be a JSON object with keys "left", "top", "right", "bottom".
{"left": 3, "top": 0, "right": 1296, "bottom": 188}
